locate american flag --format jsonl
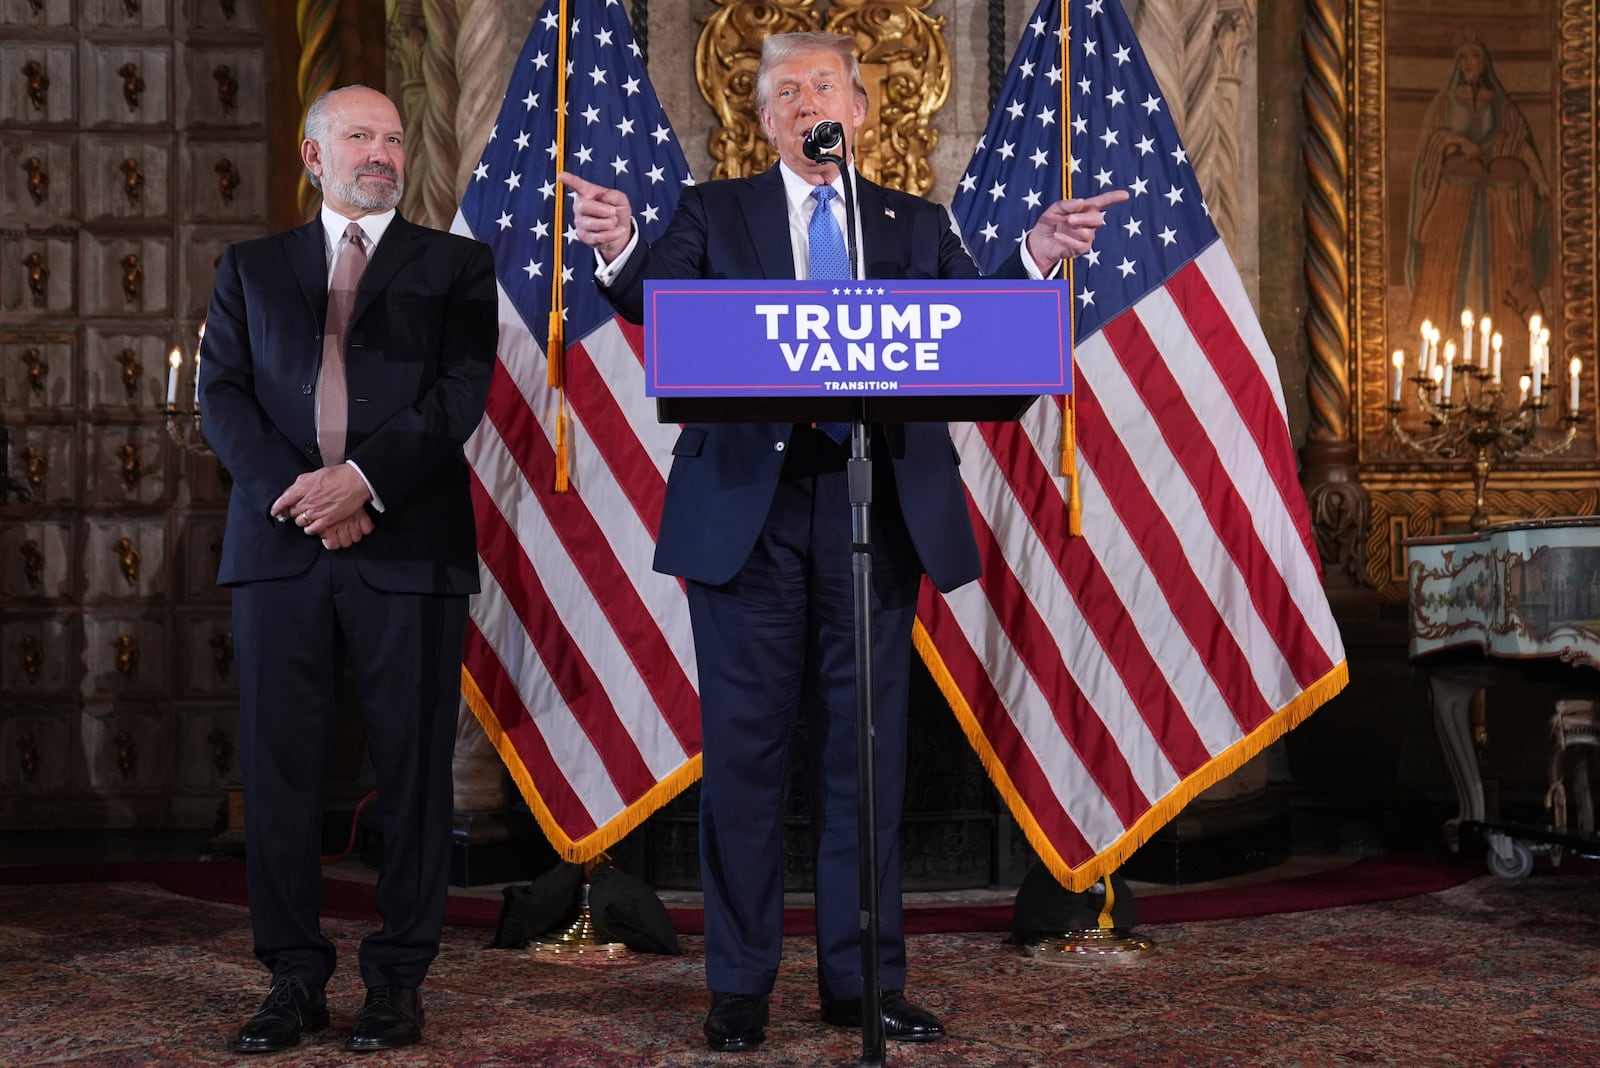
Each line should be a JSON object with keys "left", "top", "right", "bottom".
{"left": 937, "top": 0, "right": 1348, "bottom": 889}
{"left": 452, "top": 0, "right": 701, "bottom": 859}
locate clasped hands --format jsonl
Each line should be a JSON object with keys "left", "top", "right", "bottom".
{"left": 271, "top": 463, "right": 373, "bottom": 550}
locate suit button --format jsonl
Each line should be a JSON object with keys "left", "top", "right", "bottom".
{"left": 304, "top": 442, "right": 316, "bottom": 455}
{"left": 774, "top": 441, "right": 786, "bottom": 452}
{"left": 301, "top": 384, "right": 313, "bottom": 395}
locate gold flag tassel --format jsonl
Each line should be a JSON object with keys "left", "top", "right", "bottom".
{"left": 1058, "top": 2, "right": 1080, "bottom": 536}
{"left": 547, "top": 0, "right": 571, "bottom": 492}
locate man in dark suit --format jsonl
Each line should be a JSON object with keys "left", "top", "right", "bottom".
{"left": 563, "top": 31, "right": 1123, "bottom": 1054}
{"left": 198, "top": 85, "right": 497, "bottom": 1054}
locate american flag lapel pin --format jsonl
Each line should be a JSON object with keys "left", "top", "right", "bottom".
{"left": 884, "top": 207, "right": 895, "bottom": 219}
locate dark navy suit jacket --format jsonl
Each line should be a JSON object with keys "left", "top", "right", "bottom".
{"left": 199, "top": 214, "right": 498, "bottom": 594}
{"left": 601, "top": 165, "right": 1034, "bottom": 592}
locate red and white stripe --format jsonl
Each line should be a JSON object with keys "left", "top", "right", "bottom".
{"left": 919, "top": 242, "right": 1347, "bottom": 888}
{"left": 458, "top": 209, "right": 701, "bottom": 857}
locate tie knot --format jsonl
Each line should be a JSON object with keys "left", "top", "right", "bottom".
{"left": 811, "top": 185, "right": 836, "bottom": 207}
{"left": 344, "top": 222, "right": 365, "bottom": 249}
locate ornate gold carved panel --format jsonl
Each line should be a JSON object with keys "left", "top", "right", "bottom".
{"left": 695, "top": 0, "right": 949, "bottom": 195}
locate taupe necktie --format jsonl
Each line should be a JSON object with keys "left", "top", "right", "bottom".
{"left": 318, "top": 221, "right": 367, "bottom": 466}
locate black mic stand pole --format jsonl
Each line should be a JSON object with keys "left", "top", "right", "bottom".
{"left": 819, "top": 146, "right": 886, "bottom": 1068}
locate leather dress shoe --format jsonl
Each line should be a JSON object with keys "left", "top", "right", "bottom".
{"left": 820, "top": 989, "right": 945, "bottom": 1043}
{"left": 230, "top": 976, "right": 329, "bottom": 1053}
{"left": 345, "top": 986, "right": 424, "bottom": 1052}
{"left": 703, "top": 992, "right": 769, "bottom": 1052}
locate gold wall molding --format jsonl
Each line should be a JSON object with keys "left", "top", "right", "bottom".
{"left": 695, "top": 0, "right": 949, "bottom": 195}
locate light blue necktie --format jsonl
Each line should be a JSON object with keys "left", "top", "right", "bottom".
{"left": 807, "top": 185, "right": 852, "bottom": 444}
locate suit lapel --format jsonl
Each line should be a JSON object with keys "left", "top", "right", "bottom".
{"left": 284, "top": 220, "right": 328, "bottom": 323}
{"left": 739, "top": 166, "right": 797, "bottom": 280}
{"left": 853, "top": 178, "right": 906, "bottom": 280}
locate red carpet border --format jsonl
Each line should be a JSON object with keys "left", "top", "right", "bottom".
{"left": 0, "top": 854, "right": 1483, "bottom": 932}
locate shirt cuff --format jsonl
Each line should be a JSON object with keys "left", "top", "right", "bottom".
{"left": 346, "top": 459, "right": 384, "bottom": 513}
{"left": 1023, "top": 244, "right": 1060, "bottom": 280}
{"left": 591, "top": 223, "right": 640, "bottom": 286}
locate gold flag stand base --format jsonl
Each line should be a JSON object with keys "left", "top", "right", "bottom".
{"left": 1022, "top": 869, "right": 1153, "bottom": 963}
{"left": 1024, "top": 926, "right": 1153, "bottom": 962}
{"left": 530, "top": 882, "right": 629, "bottom": 959}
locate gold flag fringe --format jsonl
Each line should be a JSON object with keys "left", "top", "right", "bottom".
{"left": 462, "top": 666, "right": 703, "bottom": 863}
{"left": 913, "top": 620, "right": 1349, "bottom": 892}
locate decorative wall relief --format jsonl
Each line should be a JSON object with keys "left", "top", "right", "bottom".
{"left": 23, "top": 252, "right": 47, "bottom": 307}
{"left": 21, "top": 157, "right": 47, "bottom": 204}
{"left": 20, "top": 444, "right": 45, "bottom": 491}
{"left": 120, "top": 158, "right": 144, "bottom": 206}
{"left": 112, "top": 728, "right": 136, "bottom": 777}
{"left": 112, "top": 536, "right": 140, "bottom": 584}
{"left": 215, "top": 158, "right": 239, "bottom": 203}
{"left": 116, "top": 348, "right": 141, "bottom": 399}
{"left": 214, "top": 64, "right": 238, "bottom": 112}
{"left": 22, "top": 61, "right": 48, "bottom": 111}
{"left": 697, "top": 0, "right": 819, "bottom": 181}
{"left": 20, "top": 349, "right": 46, "bottom": 395}
{"left": 17, "top": 735, "right": 38, "bottom": 779}
{"left": 118, "top": 62, "right": 144, "bottom": 112}
{"left": 209, "top": 630, "right": 233, "bottom": 679}
{"left": 112, "top": 636, "right": 139, "bottom": 678}
{"left": 19, "top": 635, "right": 41, "bottom": 682}
{"left": 120, "top": 254, "right": 143, "bottom": 303}
{"left": 117, "top": 443, "right": 143, "bottom": 490}
{"left": 821, "top": 0, "right": 950, "bottom": 196}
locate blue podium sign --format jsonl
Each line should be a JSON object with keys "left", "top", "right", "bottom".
{"left": 643, "top": 279, "right": 1072, "bottom": 397}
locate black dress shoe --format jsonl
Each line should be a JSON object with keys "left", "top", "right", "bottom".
{"left": 820, "top": 989, "right": 945, "bottom": 1043}
{"left": 230, "top": 976, "right": 329, "bottom": 1053}
{"left": 345, "top": 986, "right": 424, "bottom": 1052}
{"left": 703, "top": 992, "right": 769, "bottom": 1052}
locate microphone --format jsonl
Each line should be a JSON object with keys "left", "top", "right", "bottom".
{"left": 803, "top": 120, "right": 845, "bottom": 164}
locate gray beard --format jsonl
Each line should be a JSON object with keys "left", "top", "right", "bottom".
{"left": 325, "top": 166, "right": 403, "bottom": 212}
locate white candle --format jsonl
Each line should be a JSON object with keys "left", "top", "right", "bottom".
{"left": 1419, "top": 320, "right": 1434, "bottom": 374}
{"left": 1442, "top": 341, "right": 1455, "bottom": 401}
{"left": 1460, "top": 309, "right": 1474, "bottom": 366}
{"left": 1540, "top": 328, "right": 1552, "bottom": 375}
{"left": 193, "top": 322, "right": 205, "bottom": 407}
{"left": 166, "top": 348, "right": 181, "bottom": 408}
{"left": 1570, "top": 358, "right": 1582, "bottom": 412}
{"left": 1531, "top": 347, "right": 1542, "bottom": 398}
{"left": 1391, "top": 350, "right": 1405, "bottom": 402}
{"left": 1479, "top": 315, "right": 1492, "bottom": 369}
{"left": 1492, "top": 332, "right": 1503, "bottom": 384}
{"left": 1520, "top": 374, "right": 1531, "bottom": 404}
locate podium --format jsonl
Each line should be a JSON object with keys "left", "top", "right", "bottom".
{"left": 648, "top": 280, "right": 1069, "bottom": 1066}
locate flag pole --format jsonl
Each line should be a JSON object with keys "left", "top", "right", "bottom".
{"left": 1059, "top": 0, "right": 1082, "bottom": 536}
{"left": 549, "top": 0, "right": 572, "bottom": 491}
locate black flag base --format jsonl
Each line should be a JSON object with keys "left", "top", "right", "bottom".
{"left": 1008, "top": 864, "right": 1154, "bottom": 961}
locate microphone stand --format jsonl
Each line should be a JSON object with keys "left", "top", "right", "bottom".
{"left": 814, "top": 144, "right": 886, "bottom": 1068}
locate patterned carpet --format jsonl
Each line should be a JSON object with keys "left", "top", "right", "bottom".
{"left": 2, "top": 868, "right": 1597, "bottom": 1066}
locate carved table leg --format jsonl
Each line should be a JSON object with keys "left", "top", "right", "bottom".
{"left": 1428, "top": 666, "right": 1494, "bottom": 849}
